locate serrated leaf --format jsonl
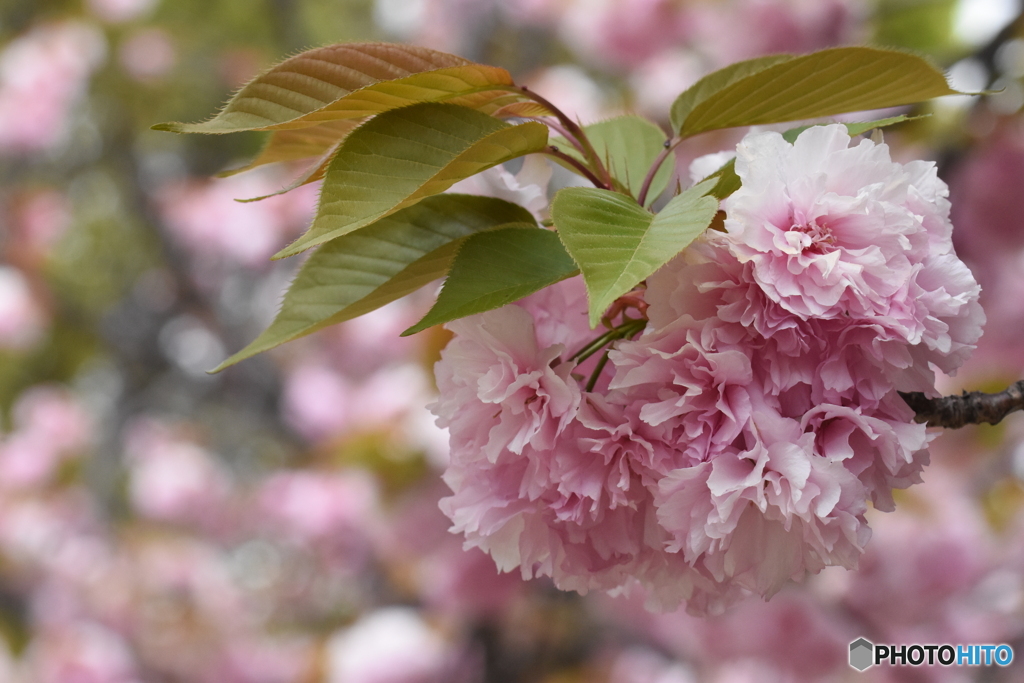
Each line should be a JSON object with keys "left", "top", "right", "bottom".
{"left": 237, "top": 141, "right": 341, "bottom": 203}
{"left": 553, "top": 180, "right": 719, "bottom": 327}
{"left": 213, "top": 195, "right": 536, "bottom": 370}
{"left": 670, "top": 55, "right": 792, "bottom": 134}
{"left": 490, "top": 100, "right": 554, "bottom": 118}
{"left": 552, "top": 115, "right": 674, "bottom": 201}
{"left": 402, "top": 227, "right": 579, "bottom": 336}
{"left": 671, "top": 47, "right": 961, "bottom": 138}
{"left": 154, "top": 43, "right": 525, "bottom": 134}
{"left": 275, "top": 103, "right": 549, "bottom": 258}
{"left": 218, "top": 120, "right": 361, "bottom": 177}
{"left": 703, "top": 115, "right": 921, "bottom": 201}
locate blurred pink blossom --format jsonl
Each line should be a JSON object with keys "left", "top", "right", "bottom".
{"left": 608, "top": 648, "right": 695, "bottom": 683}
{"left": 325, "top": 607, "right": 454, "bottom": 683}
{"left": 86, "top": 0, "right": 158, "bottom": 24}
{"left": 0, "top": 266, "right": 47, "bottom": 350}
{"left": 281, "top": 362, "right": 354, "bottom": 442}
{"left": 216, "top": 637, "right": 315, "bottom": 683}
{"left": 418, "top": 544, "right": 525, "bottom": 618}
{"left": 448, "top": 155, "right": 553, "bottom": 221}
{"left": 8, "top": 188, "right": 73, "bottom": 260}
{"left": 0, "top": 22, "right": 106, "bottom": 154}
{"left": 844, "top": 469, "right": 1013, "bottom": 646}
{"left": 951, "top": 122, "right": 1024, "bottom": 260}
{"left": 26, "top": 621, "right": 141, "bottom": 683}
{"left": 0, "top": 385, "right": 91, "bottom": 489}
{"left": 255, "top": 469, "right": 379, "bottom": 544}
{"left": 118, "top": 28, "right": 176, "bottom": 82}
{"left": 155, "top": 171, "right": 317, "bottom": 267}
{"left": 283, "top": 357, "right": 437, "bottom": 443}
{"left": 559, "top": 0, "right": 694, "bottom": 70}
{"left": 122, "top": 418, "right": 231, "bottom": 526}
{"left": 523, "top": 65, "right": 610, "bottom": 124}
{"left": 691, "top": 0, "right": 863, "bottom": 65}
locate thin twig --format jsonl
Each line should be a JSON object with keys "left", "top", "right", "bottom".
{"left": 517, "top": 86, "right": 613, "bottom": 189}
{"left": 543, "top": 146, "right": 605, "bottom": 188}
{"left": 900, "top": 381, "right": 1024, "bottom": 429}
{"left": 637, "top": 137, "right": 680, "bottom": 207}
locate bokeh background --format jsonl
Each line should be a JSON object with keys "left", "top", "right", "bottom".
{"left": 3, "top": 0, "right": 1024, "bottom": 681}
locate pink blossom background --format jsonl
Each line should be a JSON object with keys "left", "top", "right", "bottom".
{"left": 1, "top": 0, "right": 1024, "bottom": 681}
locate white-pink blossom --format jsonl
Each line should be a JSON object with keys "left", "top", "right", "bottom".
{"left": 721, "top": 125, "right": 984, "bottom": 386}
{"left": 434, "top": 124, "right": 984, "bottom": 615}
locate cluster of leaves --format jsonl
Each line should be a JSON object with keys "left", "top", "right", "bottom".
{"left": 153, "top": 43, "right": 963, "bottom": 369}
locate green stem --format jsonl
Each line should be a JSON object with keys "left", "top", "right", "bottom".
{"left": 585, "top": 351, "right": 612, "bottom": 392}
{"left": 570, "top": 317, "right": 647, "bottom": 374}
{"left": 571, "top": 328, "right": 621, "bottom": 363}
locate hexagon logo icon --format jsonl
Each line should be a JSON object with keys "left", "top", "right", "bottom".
{"left": 849, "top": 638, "right": 874, "bottom": 671}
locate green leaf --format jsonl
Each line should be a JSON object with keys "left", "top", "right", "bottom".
{"left": 670, "top": 47, "right": 961, "bottom": 138}
{"left": 237, "top": 141, "right": 342, "bottom": 203}
{"left": 218, "top": 120, "right": 360, "bottom": 177}
{"left": 402, "top": 227, "right": 579, "bottom": 336}
{"left": 213, "top": 195, "right": 536, "bottom": 370}
{"left": 705, "top": 115, "right": 922, "bottom": 200}
{"left": 705, "top": 159, "right": 741, "bottom": 201}
{"left": 553, "top": 179, "right": 719, "bottom": 327}
{"left": 275, "top": 102, "right": 548, "bottom": 258}
{"left": 670, "top": 55, "right": 792, "bottom": 134}
{"left": 153, "top": 43, "right": 525, "bottom": 134}
{"left": 552, "top": 116, "right": 673, "bottom": 200}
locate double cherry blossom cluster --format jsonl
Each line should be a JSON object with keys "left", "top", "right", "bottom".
{"left": 432, "top": 124, "right": 986, "bottom": 614}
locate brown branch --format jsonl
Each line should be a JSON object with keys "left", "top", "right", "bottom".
{"left": 542, "top": 146, "right": 605, "bottom": 188}
{"left": 899, "top": 381, "right": 1024, "bottom": 429}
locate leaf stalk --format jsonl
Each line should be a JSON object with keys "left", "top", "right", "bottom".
{"left": 637, "top": 136, "right": 680, "bottom": 207}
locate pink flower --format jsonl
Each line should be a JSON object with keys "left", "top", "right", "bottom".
{"left": 721, "top": 124, "right": 984, "bottom": 385}
{"left": 432, "top": 289, "right": 582, "bottom": 462}
{"left": 434, "top": 124, "right": 984, "bottom": 615}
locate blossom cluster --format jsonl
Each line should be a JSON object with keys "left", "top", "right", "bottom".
{"left": 433, "top": 124, "right": 985, "bottom": 614}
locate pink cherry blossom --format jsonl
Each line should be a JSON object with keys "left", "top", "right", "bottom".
{"left": 434, "top": 124, "right": 984, "bottom": 615}
{"left": 432, "top": 290, "right": 582, "bottom": 463}
{"left": 0, "top": 22, "right": 105, "bottom": 154}
{"left": 721, "top": 124, "right": 984, "bottom": 386}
